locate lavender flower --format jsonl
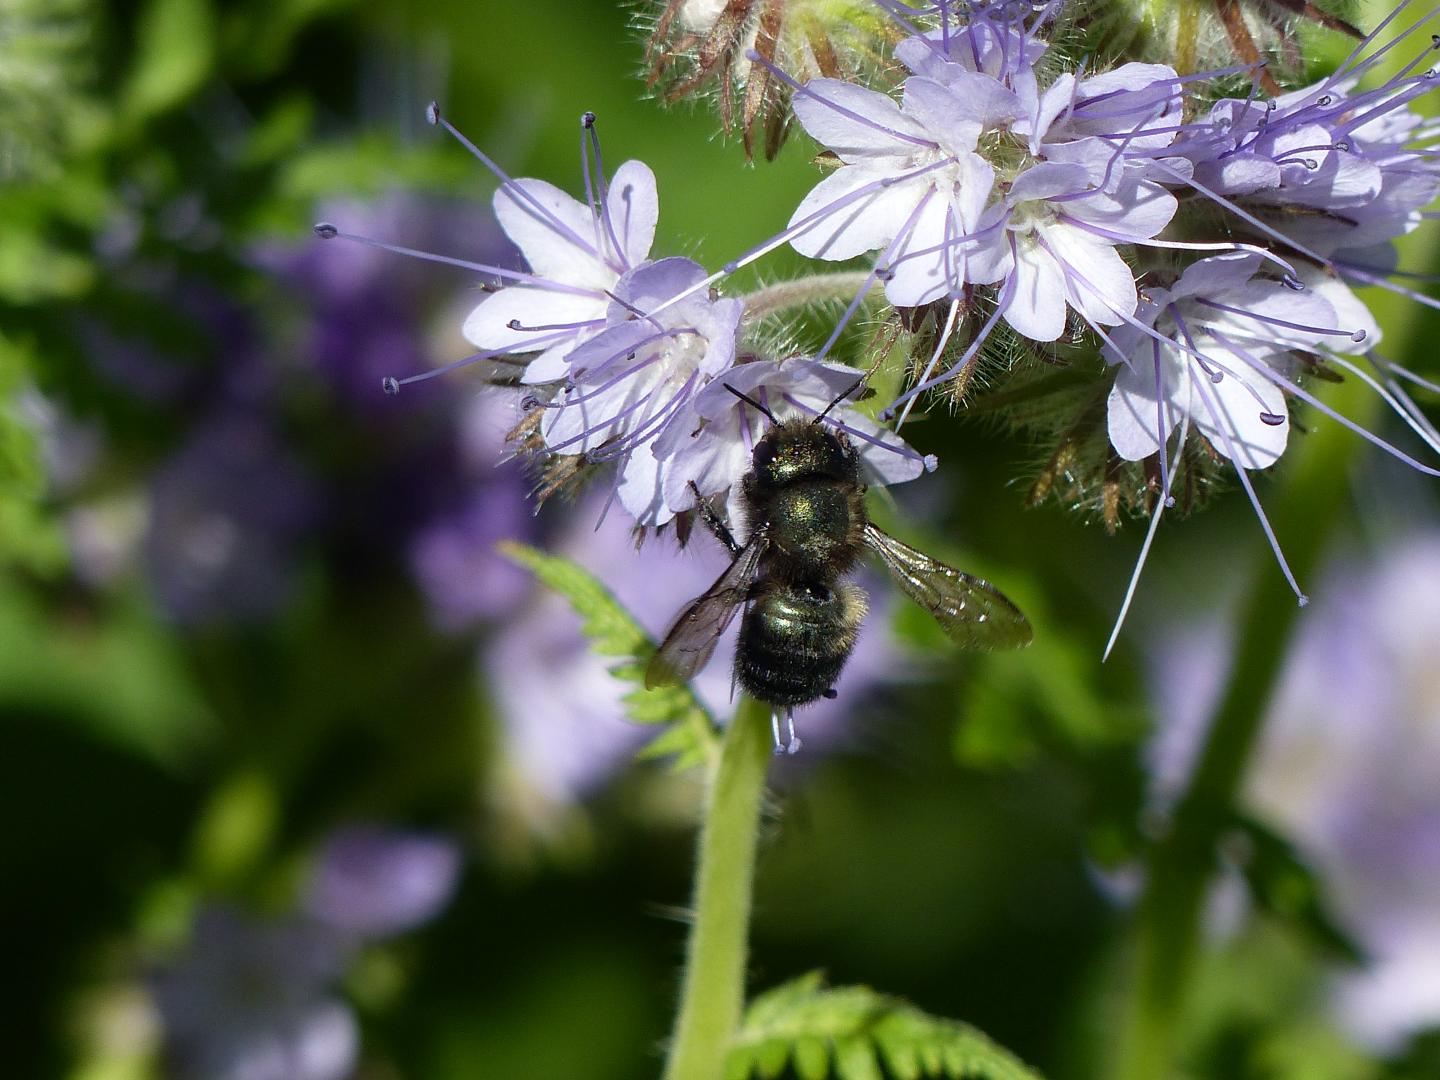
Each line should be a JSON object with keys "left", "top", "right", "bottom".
{"left": 143, "top": 414, "right": 318, "bottom": 626}
{"left": 1145, "top": 536, "right": 1440, "bottom": 1050}
{"left": 781, "top": 28, "right": 1180, "bottom": 338}
{"left": 535, "top": 255, "right": 744, "bottom": 524}
{"left": 150, "top": 908, "right": 357, "bottom": 1080}
{"left": 303, "top": 825, "right": 462, "bottom": 940}
{"left": 462, "top": 156, "right": 658, "bottom": 386}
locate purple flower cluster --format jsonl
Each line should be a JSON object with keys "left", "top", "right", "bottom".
{"left": 151, "top": 825, "right": 460, "bottom": 1080}
{"left": 316, "top": 0, "right": 1440, "bottom": 652}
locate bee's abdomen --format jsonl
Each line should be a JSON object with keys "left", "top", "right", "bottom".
{"left": 735, "top": 582, "right": 865, "bottom": 707}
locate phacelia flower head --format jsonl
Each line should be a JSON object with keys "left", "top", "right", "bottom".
{"left": 783, "top": 28, "right": 1181, "bottom": 338}
{"left": 534, "top": 255, "right": 745, "bottom": 525}
{"left": 150, "top": 907, "right": 357, "bottom": 1080}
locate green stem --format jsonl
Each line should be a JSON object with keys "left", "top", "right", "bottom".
{"left": 741, "top": 272, "right": 883, "bottom": 322}
{"left": 663, "top": 696, "right": 773, "bottom": 1080}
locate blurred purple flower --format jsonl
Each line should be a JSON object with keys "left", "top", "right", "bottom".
{"left": 268, "top": 192, "right": 512, "bottom": 409}
{"left": 1248, "top": 537, "right": 1440, "bottom": 1049}
{"left": 1146, "top": 535, "right": 1440, "bottom": 1049}
{"left": 303, "top": 824, "right": 462, "bottom": 940}
{"left": 150, "top": 907, "right": 357, "bottom": 1080}
{"left": 405, "top": 390, "right": 534, "bottom": 630}
{"left": 143, "top": 413, "right": 318, "bottom": 625}
{"left": 484, "top": 491, "right": 904, "bottom": 806}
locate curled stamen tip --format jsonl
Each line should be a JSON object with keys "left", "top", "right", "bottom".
{"left": 1351, "top": 328, "right": 1367, "bottom": 342}
{"left": 381, "top": 376, "right": 401, "bottom": 396}
{"left": 581, "top": 110, "right": 597, "bottom": 128}
{"left": 312, "top": 221, "right": 339, "bottom": 239}
{"left": 875, "top": 267, "right": 896, "bottom": 282}
{"left": 507, "top": 319, "right": 522, "bottom": 330}
{"left": 1259, "top": 411, "right": 1286, "bottom": 426}
{"left": 923, "top": 454, "right": 939, "bottom": 472}
{"left": 1297, "top": 594, "right": 1311, "bottom": 608}
{"left": 520, "top": 395, "right": 542, "bottom": 410}
{"left": 878, "top": 407, "right": 896, "bottom": 422}
{"left": 1210, "top": 371, "right": 1224, "bottom": 384}
{"left": 1163, "top": 495, "right": 1177, "bottom": 508}
{"left": 425, "top": 101, "right": 441, "bottom": 125}
{"left": 1282, "top": 275, "right": 1306, "bottom": 291}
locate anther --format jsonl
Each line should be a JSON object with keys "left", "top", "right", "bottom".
{"left": 520, "top": 395, "right": 542, "bottom": 411}
{"left": 1282, "top": 275, "right": 1307, "bottom": 291}
{"left": 1301, "top": 158, "right": 1319, "bottom": 170}
{"left": 581, "top": 110, "right": 597, "bottom": 128}
{"left": 381, "top": 376, "right": 400, "bottom": 396}
{"left": 313, "top": 221, "right": 338, "bottom": 239}
{"left": 1164, "top": 495, "right": 1177, "bottom": 508}
{"left": 1432, "top": 33, "right": 1439, "bottom": 48}
{"left": 1334, "top": 139, "right": 1351, "bottom": 152}
{"left": 425, "top": 101, "right": 441, "bottom": 126}
{"left": 1351, "top": 328, "right": 1368, "bottom": 342}
{"left": 1259, "top": 411, "right": 1286, "bottom": 426}
{"left": 1317, "top": 94, "right": 1333, "bottom": 106}
{"left": 875, "top": 267, "right": 896, "bottom": 282}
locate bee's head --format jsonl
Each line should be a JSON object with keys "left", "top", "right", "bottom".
{"left": 750, "top": 419, "right": 855, "bottom": 490}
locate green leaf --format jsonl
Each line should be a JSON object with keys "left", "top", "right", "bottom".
{"left": 498, "top": 542, "right": 718, "bottom": 771}
{"left": 122, "top": 0, "right": 216, "bottom": 124}
{"left": 1230, "top": 813, "right": 1365, "bottom": 964}
{"left": 730, "top": 973, "right": 1046, "bottom": 1080}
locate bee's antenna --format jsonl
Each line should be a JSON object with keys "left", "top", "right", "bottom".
{"left": 723, "top": 383, "right": 777, "bottom": 423}
{"left": 817, "top": 375, "right": 867, "bottom": 421}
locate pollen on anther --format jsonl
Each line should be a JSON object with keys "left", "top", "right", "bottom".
{"left": 1351, "top": 329, "right": 1367, "bottom": 342}
{"left": 313, "top": 222, "right": 339, "bottom": 239}
{"left": 1259, "top": 411, "right": 1286, "bottom": 426}
{"left": 581, "top": 110, "right": 597, "bottom": 128}
{"left": 425, "top": 101, "right": 441, "bottom": 125}
{"left": 381, "top": 376, "right": 400, "bottom": 396}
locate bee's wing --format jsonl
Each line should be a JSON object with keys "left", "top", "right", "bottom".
{"left": 645, "top": 530, "right": 768, "bottom": 689}
{"left": 863, "top": 523, "right": 1032, "bottom": 651}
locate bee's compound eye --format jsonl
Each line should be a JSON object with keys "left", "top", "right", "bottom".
{"left": 753, "top": 440, "right": 776, "bottom": 469}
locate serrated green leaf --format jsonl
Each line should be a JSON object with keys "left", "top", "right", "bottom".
{"left": 499, "top": 542, "right": 718, "bottom": 770}
{"left": 730, "top": 973, "right": 1044, "bottom": 1080}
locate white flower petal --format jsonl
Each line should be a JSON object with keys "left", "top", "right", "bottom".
{"left": 461, "top": 288, "right": 607, "bottom": 354}
{"left": 792, "top": 79, "right": 932, "bottom": 163}
{"left": 789, "top": 166, "right": 932, "bottom": 261}
{"left": 1108, "top": 350, "right": 1185, "bottom": 461}
{"left": 1045, "top": 224, "right": 1138, "bottom": 326}
{"left": 604, "top": 160, "right": 659, "bottom": 268}
{"left": 1191, "top": 346, "right": 1290, "bottom": 470}
{"left": 494, "top": 179, "right": 614, "bottom": 288}
{"left": 1002, "top": 237, "right": 1068, "bottom": 341}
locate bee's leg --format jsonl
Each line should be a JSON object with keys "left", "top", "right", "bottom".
{"left": 770, "top": 710, "right": 784, "bottom": 755}
{"left": 689, "top": 481, "right": 740, "bottom": 556}
{"left": 785, "top": 707, "right": 802, "bottom": 755}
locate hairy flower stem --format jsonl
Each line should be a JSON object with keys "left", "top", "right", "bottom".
{"left": 741, "top": 272, "right": 885, "bottom": 322}
{"left": 663, "top": 696, "right": 772, "bottom": 1080}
